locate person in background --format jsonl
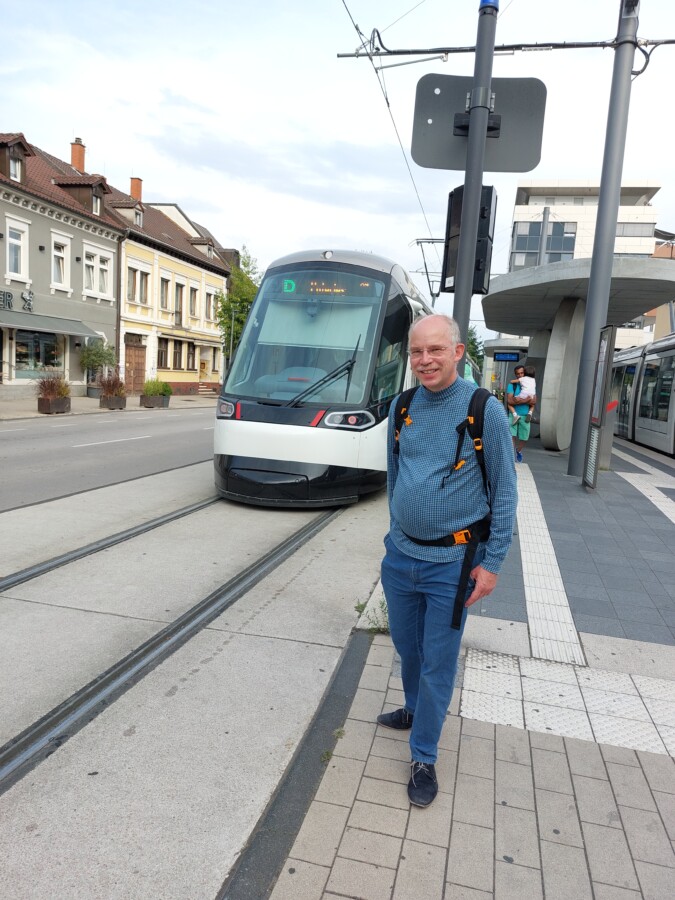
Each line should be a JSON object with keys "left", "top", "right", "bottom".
{"left": 509, "top": 365, "right": 537, "bottom": 424}
{"left": 507, "top": 363, "right": 536, "bottom": 462}
{"left": 378, "top": 314, "right": 517, "bottom": 808}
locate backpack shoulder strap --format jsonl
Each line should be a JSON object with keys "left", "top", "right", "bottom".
{"left": 454, "top": 387, "right": 492, "bottom": 497}
{"left": 393, "top": 386, "right": 419, "bottom": 455}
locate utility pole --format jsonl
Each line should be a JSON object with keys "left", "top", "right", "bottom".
{"left": 567, "top": 0, "right": 640, "bottom": 476}
{"left": 452, "top": 0, "right": 498, "bottom": 356}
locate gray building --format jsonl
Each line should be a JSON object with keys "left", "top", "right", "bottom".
{"left": 0, "top": 134, "right": 123, "bottom": 397}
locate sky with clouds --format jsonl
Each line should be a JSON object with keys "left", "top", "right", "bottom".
{"left": 3, "top": 0, "right": 674, "bottom": 338}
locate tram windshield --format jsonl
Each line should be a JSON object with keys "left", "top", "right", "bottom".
{"left": 225, "top": 265, "right": 387, "bottom": 405}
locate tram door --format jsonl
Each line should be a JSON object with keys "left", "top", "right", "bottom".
{"left": 612, "top": 364, "right": 635, "bottom": 439}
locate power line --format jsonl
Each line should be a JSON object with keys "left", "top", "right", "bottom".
{"left": 340, "top": 0, "right": 441, "bottom": 273}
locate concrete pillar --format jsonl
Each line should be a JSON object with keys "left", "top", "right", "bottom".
{"left": 540, "top": 297, "right": 586, "bottom": 451}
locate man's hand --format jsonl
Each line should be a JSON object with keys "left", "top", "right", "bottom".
{"left": 465, "top": 565, "right": 499, "bottom": 607}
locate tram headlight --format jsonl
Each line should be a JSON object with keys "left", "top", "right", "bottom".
{"left": 217, "top": 399, "right": 236, "bottom": 418}
{"left": 323, "top": 410, "right": 375, "bottom": 430}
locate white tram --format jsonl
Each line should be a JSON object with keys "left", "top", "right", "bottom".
{"left": 611, "top": 332, "right": 675, "bottom": 455}
{"left": 214, "top": 249, "right": 433, "bottom": 507}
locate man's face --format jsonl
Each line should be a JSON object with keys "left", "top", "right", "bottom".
{"left": 514, "top": 366, "right": 525, "bottom": 379}
{"left": 409, "top": 317, "right": 464, "bottom": 392}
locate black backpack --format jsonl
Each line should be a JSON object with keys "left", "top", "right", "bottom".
{"left": 393, "top": 386, "right": 492, "bottom": 498}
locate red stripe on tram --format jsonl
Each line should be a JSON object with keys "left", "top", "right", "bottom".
{"left": 309, "top": 410, "right": 326, "bottom": 427}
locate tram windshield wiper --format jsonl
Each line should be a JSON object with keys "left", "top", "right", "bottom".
{"left": 285, "top": 336, "right": 361, "bottom": 407}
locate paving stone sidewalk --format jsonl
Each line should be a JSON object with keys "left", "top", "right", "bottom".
{"left": 271, "top": 635, "right": 675, "bottom": 900}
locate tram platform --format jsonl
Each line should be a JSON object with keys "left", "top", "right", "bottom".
{"left": 257, "top": 437, "right": 675, "bottom": 900}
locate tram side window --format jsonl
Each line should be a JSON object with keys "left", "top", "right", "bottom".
{"left": 639, "top": 357, "right": 674, "bottom": 422}
{"left": 370, "top": 295, "right": 409, "bottom": 403}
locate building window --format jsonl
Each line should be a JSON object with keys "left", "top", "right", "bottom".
{"left": 127, "top": 267, "right": 137, "bottom": 302}
{"left": 187, "top": 342, "right": 196, "bottom": 370}
{"left": 157, "top": 338, "right": 168, "bottom": 368}
{"left": 616, "top": 222, "right": 655, "bottom": 237}
{"left": 174, "top": 283, "right": 184, "bottom": 327}
{"left": 134, "top": 209, "right": 143, "bottom": 227}
{"left": 52, "top": 237, "right": 70, "bottom": 290}
{"left": 9, "top": 156, "right": 22, "bottom": 182}
{"left": 83, "top": 247, "right": 113, "bottom": 299}
{"left": 212, "top": 347, "right": 220, "bottom": 372}
{"left": 14, "top": 330, "right": 62, "bottom": 377}
{"left": 139, "top": 271, "right": 148, "bottom": 304}
{"left": 189, "top": 286, "right": 198, "bottom": 317}
{"left": 8, "top": 225, "right": 28, "bottom": 278}
{"left": 173, "top": 340, "right": 183, "bottom": 369}
{"left": 92, "top": 194, "right": 101, "bottom": 216}
{"left": 205, "top": 291, "right": 214, "bottom": 320}
{"left": 160, "top": 277, "right": 170, "bottom": 310}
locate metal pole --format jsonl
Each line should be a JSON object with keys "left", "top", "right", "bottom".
{"left": 229, "top": 305, "right": 235, "bottom": 365}
{"left": 567, "top": 0, "right": 640, "bottom": 476}
{"left": 452, "top": 0, "right": 498, "bottom": 358}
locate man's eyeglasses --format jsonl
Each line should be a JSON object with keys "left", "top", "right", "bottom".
{"left": 408, "top": 346, "right": 452, "bottom": 359}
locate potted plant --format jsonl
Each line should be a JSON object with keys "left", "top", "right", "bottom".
{"left": 78, "top": 340, "right": 117, "bottom": 398}
{"left": 140, "top": 378, "right": 173, "bottom": 408}
{"left": 98, "top": 367, "right": 127, "bottom": 410}
{"left": 35, "top": 373, "right": 71, "bottom": 415}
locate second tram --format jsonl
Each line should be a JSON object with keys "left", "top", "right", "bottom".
{"left": 214, "top": 249, "right": 433, "bottom": 507}
{"left": 611, "top": 332, "right": 675, "bottom": 455}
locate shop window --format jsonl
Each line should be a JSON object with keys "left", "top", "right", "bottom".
{"left": 14, "top": 330, "right": 63, "bottom": 378}
{"left": 187, "top": 342, "right": 196, "bottom": 370}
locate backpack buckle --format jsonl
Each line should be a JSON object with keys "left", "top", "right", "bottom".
{"left": 453, "top": 528, "right": 472, "bottom": 545}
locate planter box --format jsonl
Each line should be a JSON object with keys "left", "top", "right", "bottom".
{"left": 37, "top": 397, "right": 71, "bottom": 415}
{"left": 100, "top": 396, "right": 126, "bottom": 410}
{"left": 87, "top": 385, "right": 101, "bottom": 399}
{"left": 140, "top": 395, "right": 170, "bottom": 409}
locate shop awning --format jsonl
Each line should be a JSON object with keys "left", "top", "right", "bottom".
{"left": 0, "top": 310, "right": 102, "bottom": 338}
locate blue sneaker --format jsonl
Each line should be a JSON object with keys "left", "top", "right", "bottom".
{"left": 516, "top": 450, "right": 523, "bottom": 463}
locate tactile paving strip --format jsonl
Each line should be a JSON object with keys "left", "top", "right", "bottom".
{"left": 516, "top": 465, "right": 586, "bottom": 665}
{"left": 460, "top": 648, "right": 672, "bottom": 755}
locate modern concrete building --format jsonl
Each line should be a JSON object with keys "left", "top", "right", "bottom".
{"left": 482, "top": 181, "right": 675, "bottom": 451}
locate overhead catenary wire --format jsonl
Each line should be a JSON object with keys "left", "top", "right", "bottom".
{"left": 340, "top": 0, "right": 442, "bottom": 276}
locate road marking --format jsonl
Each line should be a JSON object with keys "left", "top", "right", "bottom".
{"left": 0, "top": 428, "right": 27, "bottom": 433}
{"left": 202, "top": 426, "right": 214, "bottom": 430}
{"left": 51, "top": 424, "right": 74, "bottom": 428}
{"left": 72, "top": 436, "right": 151, "bottom": 448}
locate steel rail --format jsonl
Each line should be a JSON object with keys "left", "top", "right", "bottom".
{"left": 0, "top": 497, "right": 220, "bottom": 592}
{"left": 0, "top": 507, "right": 342, "bottom": 793}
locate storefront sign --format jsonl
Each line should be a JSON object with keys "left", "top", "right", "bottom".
{"left": 0, "top": 290, "right": 14, "bottom": 309}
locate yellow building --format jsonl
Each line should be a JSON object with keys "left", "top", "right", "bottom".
{"left": 110, "top": 179, "right": 230, "bottom": 394}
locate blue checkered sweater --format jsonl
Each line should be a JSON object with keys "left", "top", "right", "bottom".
{"left": 387, "top": 378, "right": 517, "bottom": 573}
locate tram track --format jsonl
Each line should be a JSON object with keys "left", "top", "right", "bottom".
{"left": 0, "top": 495, "right": 219, "bottom": 592}
{"left": 0, "top": 505, "right": 342, "bottom": 794}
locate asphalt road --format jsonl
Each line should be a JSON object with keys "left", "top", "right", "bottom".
{"left": 0, "top": 406, "right": 216, "bottom": 511}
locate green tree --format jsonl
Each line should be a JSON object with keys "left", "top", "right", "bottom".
{"left": 216, "top": 245, "right": 261, "bottom": 367}
{"left": 467, "top": 325, "right": 484, "bottom": 369}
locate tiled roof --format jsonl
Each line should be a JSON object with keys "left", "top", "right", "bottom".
{"left": 0, "top": 142, "right": 123, "bottom": 231}
{"left": 0, "top": 135, "right": 231, "bottom": 274}
{"left": 107, "top": 185, "right": 230, "bottom": 275}
{"left": 0, "top": 132, "right": 34, "bottom": 155}
{"left": 53, "top": 174, "right": 111, "bottom": 192}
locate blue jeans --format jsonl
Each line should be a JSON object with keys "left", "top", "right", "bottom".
{"left": 381, "top": 534, "right": 482, "bottom": 764}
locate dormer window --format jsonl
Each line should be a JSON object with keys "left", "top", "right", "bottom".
{"left": 207, "top": 245, "right": 214, "bottom": 258}
{"left": 9, "top": 156, "right": 22, "bottom": 182}
{"left": 134, "top": 208, "right": 143, "bottom": 227}
{"left": 92, "top": 194, "right": 101, "bottom": 216}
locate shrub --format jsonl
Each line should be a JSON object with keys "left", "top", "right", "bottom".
{"left": 98, "top": 367, "right": 126, "bottom": 398}
{"left": 35, "top": 373, "right": 71, "bottom": 399}
{"left": 78, "top": 340, "right": 117, "bottom": 380}
{"left": 142, "top": 379, "right": 173, "bottom": 396}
